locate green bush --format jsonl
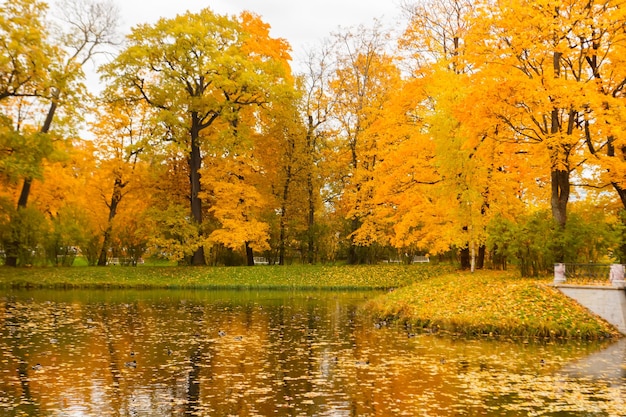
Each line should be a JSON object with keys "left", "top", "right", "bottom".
{"left": 487, "top": 207, "right": 622, "bottom": 277}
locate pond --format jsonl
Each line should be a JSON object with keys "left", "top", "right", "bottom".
{"left": 0, "top": 289, "right": 625, "bottom": 416}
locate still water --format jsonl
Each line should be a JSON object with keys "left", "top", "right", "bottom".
{"left": 0, "top": 289, "right": 625, "bottom": 416}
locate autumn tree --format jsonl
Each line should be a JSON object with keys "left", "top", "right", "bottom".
{"left": 397, "top": 0, "right": 480, "bottom": 268}
{"left": 325, "top": 23, "right": 401, "bottom": 264}
{"left": 0, "top": 132, "right": 102, "bottom": 266}
{"left": 297, "top": 44, "right": 335, "bottom": 264}
{"left": 90, "top": 97, "right": 158, "bottom": 266}
{"left": 13, "top": 0, "right": 119, "bottom": 209}
{"left": 385, "top": 0, "right": 485, "bottom": 269}
{"left": 0, "top": 0, "right": 53, "bottom": 264}
{"left": 103, "top": 9, "right": 293, "bottom": 266}
{"left": 567, "top": 1, "right": 626, "bottom": 260}
{"left": 463, "top": 0, "right": 605, "bottom": 262}
{"left": 249, "top": 94, "right": 314, "bottom": 265}
{"left": 1, "top": 0, "right": 119, "bottom": 266}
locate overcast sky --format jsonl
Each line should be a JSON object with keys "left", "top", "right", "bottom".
{"left": 116, "top": 0, "right": 404, "bottom": 65}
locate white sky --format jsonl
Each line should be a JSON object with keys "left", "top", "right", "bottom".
{"left": 117, "top": 0, "right": 404, "bottom": 67}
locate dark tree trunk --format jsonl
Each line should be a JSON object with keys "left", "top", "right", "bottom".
{"left": 245, "top": 242, "right": 254, "bottom": 266}
{"left": 476, "top": 245, "right": 486, "bottom": 269}
{"left": 347, "top": 218, "right": 361, "bottom": 265}
{"left": 17, "top": 179, "right": 32, "bottom": 209}
{"left": 307, "top": 173, "right": 315, "bottom": 264}
{"left": 305, "top": 116, "right": 317, "bottom": 265}
{"left": 613, "top": 184, "right": 626, "bottom": 210}
{"left": 97, "top": 178, "right": 124, "bottom": 266}
{"left": 550, "top": 170, "right": 569, "bottom": 229}
{"left": 278, "top": 165, "right": 292, "bottom": 266}
{"left": 97, "top": 228, "right": 113, "bottom": 266}
{"left": 5, "top": 96, "right": 58, "bottom": 267}
{"left": 4, "top": 246, "right": 18, "bottom": 267}
{"left": 460, "top": 247, "right": 471, "bottom": 270}
{"left": 551, "top": 168, "right": 569, "bottom": 263}
{"left": 189, "top": 114, "right": 206, "bottom": 266}
{"left": 17, "top": 96, "right": 57, "bottom": 209}
{"left": 278, "top": 215, "right": 286, "bottom": 266}
{"left": 548, "top": 53, "right": 571, "bottom": 263}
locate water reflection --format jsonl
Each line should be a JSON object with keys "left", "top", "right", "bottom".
{"left": 0, "top": 289, "right": 624, "bottom": 416}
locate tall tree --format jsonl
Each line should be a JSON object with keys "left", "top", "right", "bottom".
{"left": 399, "top": 0, "right": 482, "bottom": 269}
{"left": 465, "top": 0, "right": 597, "bottom": 261}
{"left": 569, "top": 1, "right": 626, "bottom": 260}
{"left": 298, "top": 44, "right": 335, "bottom": 264}
{"left": 326, "top": 23, "right": 400, "bottom": 264}
{"left": 253, "top": 95, "right": 312, "bottom": 265}
{"left": 15, "top": 0, "right": 119, "bottom": 209}
{"left": 90, "top": 97, "right": 157, "bottom": 266}
{"left": 103, "top": 10, "right": 292, "bottom": 265}
{"left": 2, "top": 0, "right": 119, "bottom": 266}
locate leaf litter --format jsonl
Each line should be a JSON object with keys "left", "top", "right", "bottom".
{"left": 0, "top": 289, "right": 624, "bottom": 416}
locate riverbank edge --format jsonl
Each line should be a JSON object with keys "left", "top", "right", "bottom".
{"left": 0, "top": 265, "right": 619, "bottom": 340}
{"left": 361, "top": 270, "right": 622, "bottom": 341}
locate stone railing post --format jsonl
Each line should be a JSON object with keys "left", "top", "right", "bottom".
{"left": 609, "top": 264, "right": 625, "bottom": 288}
{"left": 554, "top": 263, "right": 566, "bottom": 284}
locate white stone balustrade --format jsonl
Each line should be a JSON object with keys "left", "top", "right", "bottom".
{"left": 610, "top": 264, "right": 626, "bottom": 288}
{"left": 554, "top": 263, "right": 566, "bottom": 284}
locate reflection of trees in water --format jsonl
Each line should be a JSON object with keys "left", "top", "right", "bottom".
{"left": 4, "top": 300, "right": 40, "bottom": 416}
{"left": 184, "top": 344, "right": 202, "bottom": 415}
{"left": 0, "top": 291, "right": 623, "bottom": 415}
{"left": 184, "top": 306, "right": 214, "bottom": 416}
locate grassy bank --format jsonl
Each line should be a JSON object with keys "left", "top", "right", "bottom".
{"left": 0, "top": 264, "right": 454, "bottom": 290}
{"left": 1, "top": 265, "right": 618, "bottom": 340}
{"left": 363, "top": 270, "right": 620, "bottom": 340}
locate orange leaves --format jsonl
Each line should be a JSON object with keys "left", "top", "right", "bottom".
{"left": 207, "top": 179, "right": 270, "bottom": 252}
{"left": 238, "top": 11, "right": 292, "bottom": 78}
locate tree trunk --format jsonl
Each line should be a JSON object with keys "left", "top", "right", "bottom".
{"left": 97, "top": 228, "right": 113, "bottom": 266}
{"left": 5, "top": 95, "right": 58, "bottom": 267}
{"left": 278, "top": 213, "right": 286, "bottom": 266}
{"left": 608, "top": 140, "right": 626, "bottom": 209}
{"left": 3, "top": 235, "right": 18, "bottom": 267}
{"left": 97, "top": 177, "right": 124, "bottom": 266}
{"left": 18, "top": 95, "right": 57, "bottom": 208}
{"left": 245, "top": 242, "right": 254, "bottom": 266}
{"left": 278, "top": 165, "right": 292, "bottom": 266}
{"left": 549, "top": 52, "right": 571, "bottom": 263}
{"left": 551, "top": 168, "right": 569, "bottom": 262}
{"left": 476, "top": 245, "right": 486, "bottom": 269}
{"left": 189, "top": 114, "right": 206, "bottom": 266}
{"left": 305, "top": 116, "right": 317, "bottom": 265}
{"left": 460, "top": 246, "right": 471, "bottom": 270}
{"left": 347, "top": 218, "right": 361, "bottom": 265}
{"left": 306, "top": 173, "right": 315, "bottom": 264}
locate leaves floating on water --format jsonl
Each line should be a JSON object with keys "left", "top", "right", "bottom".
{"left": 0, "top": 289, "right": 624, "bottom": 416}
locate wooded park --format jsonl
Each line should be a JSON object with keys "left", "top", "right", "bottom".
{"left": 2, "top": 0, "right": 626, "bottom": 274}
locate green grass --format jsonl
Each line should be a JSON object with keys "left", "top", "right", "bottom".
{"left": 363, "top": 270, "right": 620, "bottom": 340}
{"left": 0, "top": 264, "right": 619, "bottom": 339}
{"left": 0, "top": 264, "right": 454, "bottom": 290}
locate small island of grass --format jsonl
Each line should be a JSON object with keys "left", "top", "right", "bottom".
{"left": 363, "top": 270, "right": 620, "bottom": 340}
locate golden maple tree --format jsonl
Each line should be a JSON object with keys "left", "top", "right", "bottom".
{"left": 103, "top": 9, "right": 294, "bottom": 265}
